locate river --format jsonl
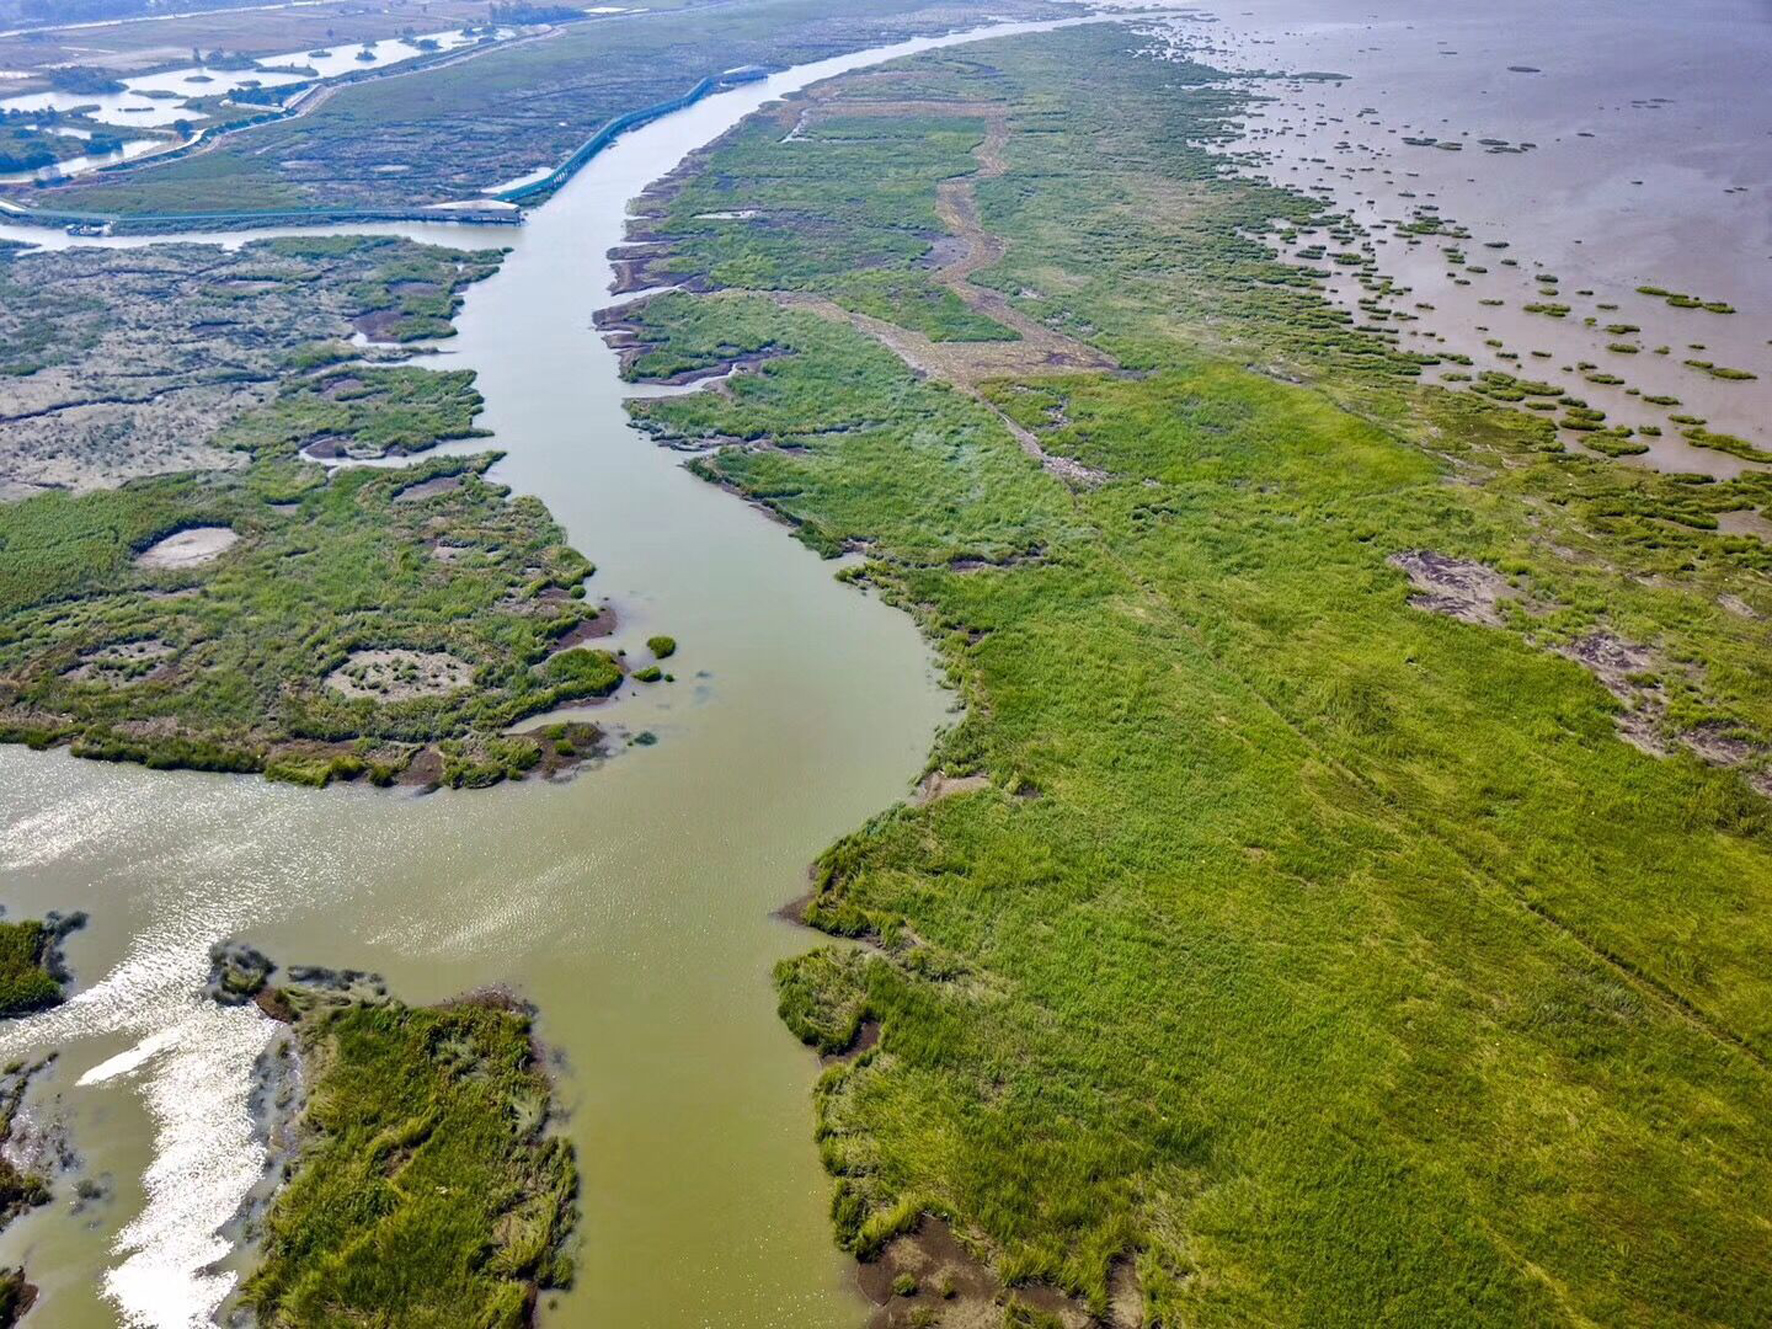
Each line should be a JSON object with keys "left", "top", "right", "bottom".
{"left": 0, "top": 16, "right": 1107, "bottom": 1328}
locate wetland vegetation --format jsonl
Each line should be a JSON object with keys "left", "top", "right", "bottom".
{"left": 21, "top": 0, "right": 1060, "bottom": 221}
{"left": 218, "top": 954, "right": 577, "bottom": 1328}
{"left": 0, "top": 4, "right": 1767, "bottom": 1327}
{"left": 0, "top": 910, "right": 73, "bottom": 1325}
{"left": 0, "top": 912, "right": 78, "bottom": 1019}
{"left": 616, "top": 25, "right": 1772, "bottom": 1326}
{"left": 0, "top": 234, "right": 501, "bottom": 495}
{"left": 0, "top": 234, "right": 627, "bottom": 787}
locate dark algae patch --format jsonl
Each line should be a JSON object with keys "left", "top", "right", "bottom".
{"left": 620, "top": 22, "right": 1772, "bottom": 1328}
{"left": 223, "top": 954, "right": 577, "bottom": 1328}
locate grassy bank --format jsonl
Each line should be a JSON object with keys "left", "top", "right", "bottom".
{"left": 619, "top": 25, "right": 1772, "bottom": 1326}
{"left": 235, "top": 968, "right": 576, "bottom": 1327}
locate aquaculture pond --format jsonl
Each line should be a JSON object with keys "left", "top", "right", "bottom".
{"left": 0, "top": 18, "right": 1104, "bottom": 1327}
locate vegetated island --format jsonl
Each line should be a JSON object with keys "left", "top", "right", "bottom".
{"left": 207, "top": 945, "right": 576, "bottom": 1327}
{"left": 0, "top": 907, "right": 85, "bottom": 1324}
{"left": 612, "top": 23, "right": 1772, "bottom": 1328}
{"left": 0, "top": 235, "right": 636, "bottom": 789}
{"left": 0, "top": 909, "right": 83, "bottom": 1020}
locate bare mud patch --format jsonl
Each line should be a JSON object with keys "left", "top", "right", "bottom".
{"left": 1555, "top": 631, "right": 1665, "bottom": 754}
{"left": 915, "top": 770, "right": 992, "bottom": 804}
{"left": 1553, "top": 633, "right": 1767, "bottom": 784}
{"left": 1718, "top": 593, "right": 1761, "bottom": 619}
{"left": 1397, "top": 563, "right": 1771, "bottom": 786}
{"left": 351, "top": 309, "right": 406, "bottom": 342}
{"left": 1679, "top": 721, "right": 1772, "bottom": 794}
{"left": 551, "top": 605, "right": 617, "bottom": 650}
{"left": 392, "top": 474, "right": 464, "bottom": 503}
{"left": 62, "top": 639, "right": 176, "bottom": 684}
{"left": 324, "top": 649, "right": 474, "bottom": 701}
{"left": 135, "top": 526, "right": 238, "bottom": 569}
{"left": 1389, "top": 549, "right": 1514, "bottom": 625}
{"left": 862, "top": 1215, "right": 1112, "bottom": 1329}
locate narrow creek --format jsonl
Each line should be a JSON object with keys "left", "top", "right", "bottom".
{"left": 0, "top": 17, "right": 1101, "bottom": 1327}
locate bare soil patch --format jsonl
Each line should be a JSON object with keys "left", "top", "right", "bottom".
{"left": 861, "top": 1216, "right": 1112, "bottom": 1329}
{"left": 1389, "top": 549, "right": 1515, "bottom": 625}
{"left": 915, "top": 770, "right": 992, "bottom": 804}
{"left": 325, "top": 648, "right": 474, "bottom": 701}
{"left": 61, "top": 638, "right": 177, "bottom": 684}
{"left": 551, "top": 604, "right": 617, "bottom": 649}
{"left": 352, "top": 309, "right": 407, "bottom": 343}
{"left": 1397, "top": 565, "right": 1769, "bottom": 788}
{"left": 393, "top": 474, "right": 464, "bottom": 503}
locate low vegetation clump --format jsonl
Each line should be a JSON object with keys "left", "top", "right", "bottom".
{"left": 0, "top": 914, "right": 78, "bottom": 1019}
{"left": 0, "top": 1267, "right": 31, "bottom": 1326}
{"left": 241, "top": 974, "right": 576, "bottom": 1327}
{"left": 1638, "top": 285, "right": 1736, "bottom": 314}
{"left": 620, "top": 24, "right": 1772, "bottom": 1326}
{"left": 0, "top": 910, "right": 62, "bottom": 1315}
{"left": 0, "top": 1045, "right": 55, "bottom": 1302}
{"left": 217, "top": 365, "right": 489, "bottom": 462}
{"left": 1683, "top": 359, "right": 1757, "bottom": 382}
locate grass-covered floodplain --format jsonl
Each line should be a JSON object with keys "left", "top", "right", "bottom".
{"left": 243, "top": 986, "right": 576, "bottom": 1328}
{"left": 621, "top": 25, "right": 1772, "bottom": 1326}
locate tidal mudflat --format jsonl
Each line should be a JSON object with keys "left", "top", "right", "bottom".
{"left": 1193, "top": 0, "right": 1772, "bottom": 475}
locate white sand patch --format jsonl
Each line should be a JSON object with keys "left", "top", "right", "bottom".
{"left": 135, "top": 526, "right": 238, "bottom": 569}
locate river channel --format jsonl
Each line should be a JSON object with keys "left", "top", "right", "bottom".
{"left": 0, "top": 17, "right": 1107, "bottom": 1327}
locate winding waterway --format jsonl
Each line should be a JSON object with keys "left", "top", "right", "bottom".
{"left": 0, "top": 16, "right": 1105, "bottom": 1327}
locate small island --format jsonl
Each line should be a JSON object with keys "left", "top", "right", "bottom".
{"left": 209, "top": 946, "right": 577, "bottom": 1326}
